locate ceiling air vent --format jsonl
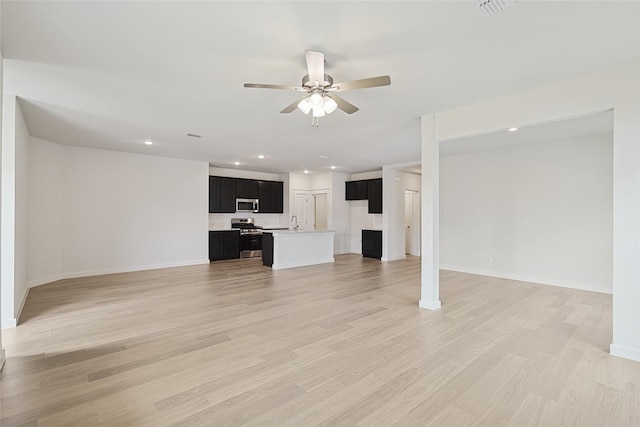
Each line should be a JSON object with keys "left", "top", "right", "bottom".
{"left": 185, "top": 132, "right": 203, "bottom": 138}
{"left": 475, "top": 0, "right": 516, "bottom": 16}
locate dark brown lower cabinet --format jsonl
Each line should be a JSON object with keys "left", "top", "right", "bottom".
{"left": 362, "top": 229, "right": 382, "bottom": 259}
{"left": 262, "top": 232, "right": 274, "bottom": 267}
{"left": 209, "top": 230, "right": 240, "bottom": 261}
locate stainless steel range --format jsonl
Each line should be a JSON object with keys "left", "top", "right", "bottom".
{"left": 231, "top": 218, "right": 263, "bottom": 258}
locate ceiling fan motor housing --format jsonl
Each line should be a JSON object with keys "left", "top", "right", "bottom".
{"left": 302, "top": 74, "right": 333, "bottom": 89}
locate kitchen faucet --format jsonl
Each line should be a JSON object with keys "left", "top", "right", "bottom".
{"left": 291, "top": 215, "right": 299, "bottom": 230}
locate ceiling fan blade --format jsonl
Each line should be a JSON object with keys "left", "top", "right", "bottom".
{"left": 333, "top": 75, "right": 391, "bottom": 92}
{"left": 327, "top": 94, "right": 359, "bottom": 114}
{"left": 305, "top": 50, "right": 325, "bottom": 84}
{"left": 280, "top": 96, "right": 308, "bottom": 113}
{"left": 244, "top": 83, "right": 300, "bottom": 90}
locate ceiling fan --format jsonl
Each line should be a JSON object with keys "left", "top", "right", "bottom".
{"left": 244, "top": 50, "right": 391, "bottom": 127}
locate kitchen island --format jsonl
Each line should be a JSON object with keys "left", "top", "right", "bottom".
{"left": 262, "top": 230, "right": 334, "bottom": 269}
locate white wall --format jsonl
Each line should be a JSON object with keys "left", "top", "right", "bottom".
{"left": 382, "top": 168, "right": 421, "bottom": 261}
{"left": 209, "top": 166, "right": 281, "bottom": 182}
{"left": 1, "top": 95, "right": 29, "bottom": 328}
{"left": 440, "top": 134, "right": 613, "bottom": 293}
{"left": 0, "top": 30, "right": 5, "bottom": 364}
{"left": 330, "top": 172, "right": 350, "bottom": 254}
{"left": 26, "top": 140, "right": 209, "bottom": 287}
{"left": 401, "top": 172, "right": 421, "bottom": 256}
{"left": 351, "top": 170, "right": 382, "bottom": 180}
{"left": 27, "top": 138, "right": 64, "bottom": 285}
{"left": 421, "top": 61, "right": 640, "bottom": 361}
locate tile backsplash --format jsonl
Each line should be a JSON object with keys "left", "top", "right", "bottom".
{"left": 209, "top": 214, "right": 288, "bottom": 230}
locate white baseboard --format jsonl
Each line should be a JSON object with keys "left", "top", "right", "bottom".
{"left": 1, "top": 317, "right": 17, "bottom": 329}
{"left": 26, "top": 259, "right": 210, "bottom": 289}
{"left": 28, "top": 274, "right": 66, "bottom": 288}
{"left": 14, "top": 285, "right": 30, "bottom": 327}
{"left": 272, "top": 257, "right": 335, "bottom": 270}
{"left": 610, "top": 344, "right": 640, "bottom": 362}
{"left": 440, "top": 264, "right": 612, "bottom": 295}
{"left": 419, "top": 299, "right": 442, "bottom": 310}
{"left": 1, "top": 284, "right": 30, "bottom": 329}
{"left": 57, "top": 259, "right": 210, "bottom": 281}
{"left": 382, "top": 254, "right": 407, "bottom": 262}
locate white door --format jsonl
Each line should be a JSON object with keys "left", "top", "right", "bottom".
{"left": 294, "top": 190, "right": 310, "bottom": 230}
{"left": 405, "top": 191, "right": 413, "bottom": 254}
{"left": 313, "top": 193, "right": 328, "bottom": 231}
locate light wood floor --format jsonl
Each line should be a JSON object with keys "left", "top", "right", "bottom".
{"left": 1, "top": 254, "right": 639, "bottom": 426}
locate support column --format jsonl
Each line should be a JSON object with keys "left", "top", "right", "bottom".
{"left": 420, "top": 114, "right": 441, "bottom": 310}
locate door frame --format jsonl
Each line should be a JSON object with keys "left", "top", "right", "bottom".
{"left": 310, "top": 189, "right": 331, "bottom": 231}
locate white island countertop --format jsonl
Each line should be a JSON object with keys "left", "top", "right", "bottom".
{"left": 265, "top": 229, "right": 335, "bottom": 235}
{"left": 263, "top": 230, "right": 335, "bottom": 269}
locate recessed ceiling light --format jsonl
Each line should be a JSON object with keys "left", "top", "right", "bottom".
{"left": 508, "top": 127, "right": 519, "bottom": 132}
{"left": 303, "top": 170, "right": 309, "bottom": 174}
{"left": 330, "top": 166, "right": 337, "bottom": 170}
{"left": 143, "top": 140, "right": 153, "bottom": 146}
{"left": 257, "top": 154, "right": 265, "bottom": 159}
{"left": 316, "top": 155, "right": 329, "bottom": 159}
{"left": 234, "top": 161, "right": 241, "bottom": 166}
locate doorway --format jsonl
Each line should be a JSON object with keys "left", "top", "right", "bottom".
{"left": 405, "top": 191, "right": 413, "bottom": 254}
{"left": 313, "top": 193, "right": 328, "bottom": 231}
{"left": 293, "top": 190, "right": 310, "bottom": 230}
{"left": 404, "top": 190, "right": 420, "bottom": 255}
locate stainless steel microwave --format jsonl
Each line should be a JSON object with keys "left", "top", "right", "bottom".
{"left": 236, "top": 198, "right": 259, "bottom": 213}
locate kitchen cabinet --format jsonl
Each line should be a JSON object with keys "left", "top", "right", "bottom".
{"left": 345, "top": 180, "right": 368, "bottom": 200}
{"left": 367, "top": 178, "right": 383, "bottom": 214}
{"left": 209, "top": 176, "right": 236, "bottom": 213}
{"left": 262, "top": 232, "right": 274, "bottom": 267}
{"left": 235, "top": 178, "right": 258, "bottom": 199}
{"left": 258, "top": 180, "right": 284, "bottom": 213}
{"left": 209, "top": 176, "right": 284, "bottom": 214}
{"left": 209, "top": 230, "right": 240, "bottom": 261}
{"left": 362, "top": 229, "right": 382, "bottom": 259}
{"left": 345, "top": 178, "right": 383, "bottom": 213}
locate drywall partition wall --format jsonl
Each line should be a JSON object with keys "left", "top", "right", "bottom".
{"left": 0, "top": 44, "right": 5, "bottom": 363}
{"left": 209, "top": 166, "right": 281, "bottom": 182}
{"left": 400, "top": 171, "right": 421, "bottom": 257}
{"left": 27, "top": 137, "right": 64, "bottom": 286}
{"left": 26, "top": 141, "right": 209, "bottom": 288}
{"left": 421, "top": 61, "right": 640, "bottom": 361}
{"left": 331, "top": 172, "right": 350, "bottom": 254}
{"left": 60, "top": 146, "right": 209, "bottom": 278}
{"left": 1, "top": 95, "right": 29, "bottom": 328}
{"left": 382, "top": 167, "right": 421, "bottom": 261}
{"left": 440, "top": 134, "right": 613, "bottom": 293}
{"left": 310, "top": 172, "right": 331, "bottom": 190}
{"left": 350, "top": 170, "right": 383, "bottom": 181}
{"left": 381, "top": 167, "right": 404, "bottom": 261}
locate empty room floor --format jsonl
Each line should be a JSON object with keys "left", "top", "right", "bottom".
{"left": 1, "top": 254, "right": 639, "bottom": 426}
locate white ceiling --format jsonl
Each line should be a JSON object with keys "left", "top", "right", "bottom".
{"left": 440, "top": 109, "right": 614, "bottom": 157}
{"left": 2, "top": 1, "right": 638, "bottom": 175}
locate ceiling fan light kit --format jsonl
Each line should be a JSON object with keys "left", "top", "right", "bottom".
{"left": 244, "top": 50, "right": 391, "bottom": 127}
